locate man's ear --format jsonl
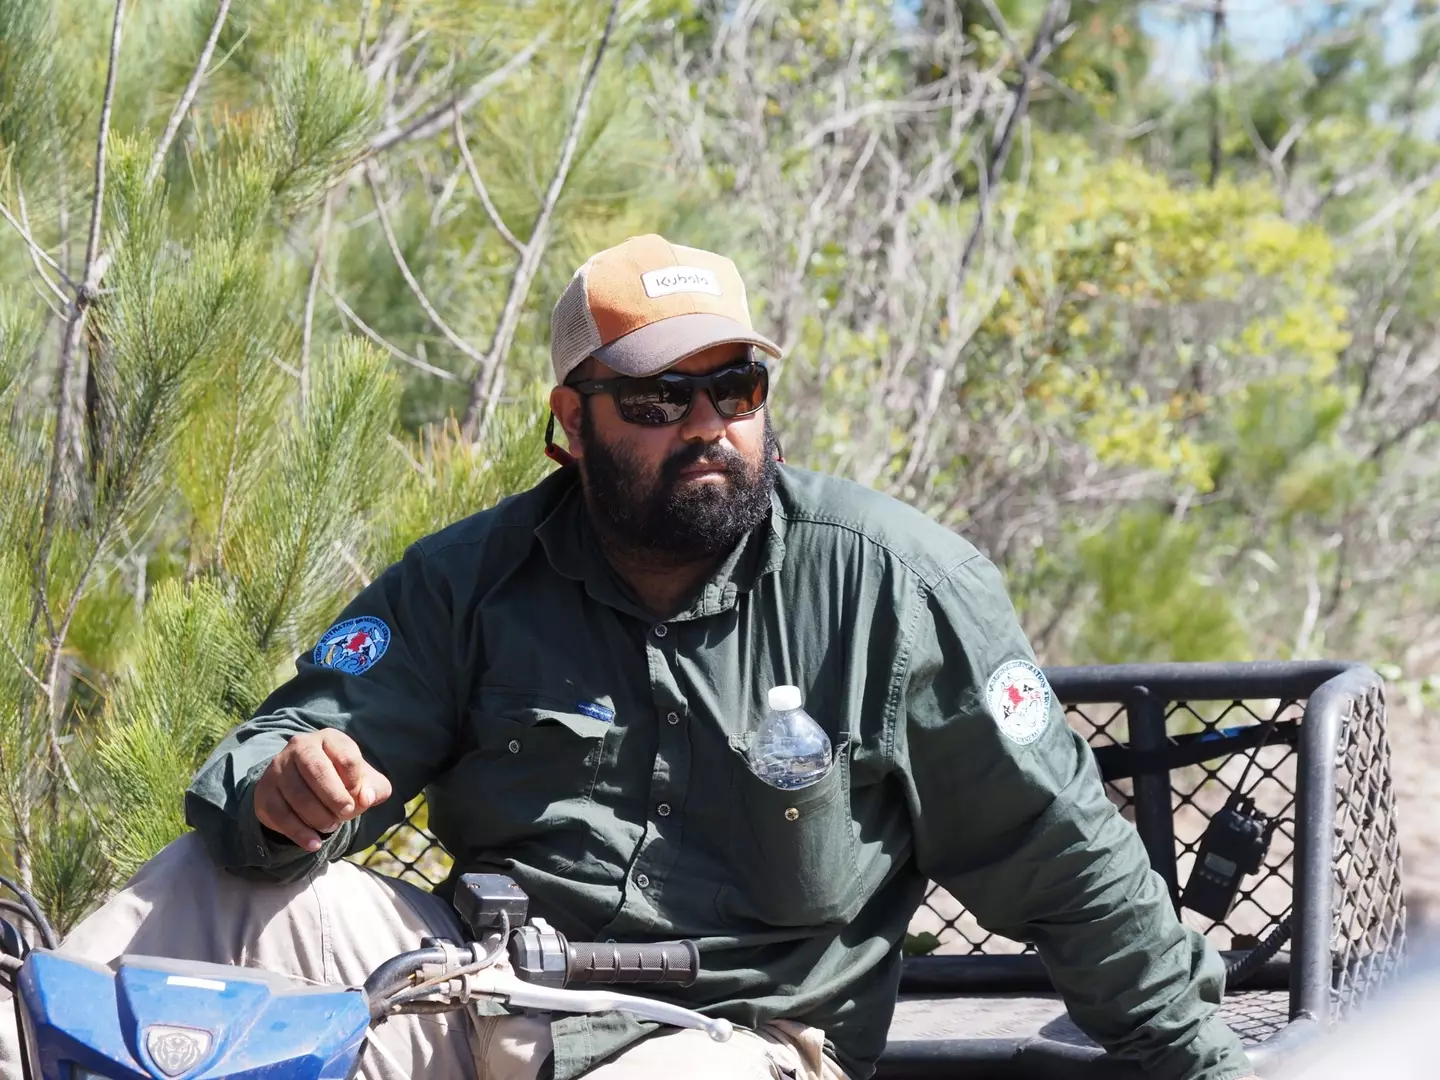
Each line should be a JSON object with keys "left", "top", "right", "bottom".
{"left": 549, "top": 385, "right": 584, "bottom": 459}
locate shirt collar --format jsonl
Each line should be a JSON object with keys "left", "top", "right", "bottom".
{"left": 533, "top": 467, "right": 788, "bottom": 621}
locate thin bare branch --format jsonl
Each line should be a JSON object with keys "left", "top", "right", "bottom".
{"left": 334, "top": 539, "right": 373, "bottom": 589}
{"left": 324, "top": 279, "right": 460, "bottom": 381}
{"left": 46, "top": 729, "right": 104, "bottom": 834}
{"left": 368, "top": 38, "right": 546, "bottom": 154}
{"left": 462, "top": 0, "right": 623, "bottom": 438}
{"left": 0, "top": 198, "right": 73, "bottom": 305}
{"left": 1349, "top": 161, "right": 1440, "bottom": 240}
{"left": 1208, "top": 0, "right": 1226, "bottom": 188}
{"left": 146, "top": 0, "right": 232, "bottom": 185}
{"left": 796, "top": 80, "right": 966, "bottom": 152}
{"left": 454, "top": 112, "right": 524, "bottom": 255}
{"left": 37, "top": 0, "right": 126, "bottom": 581}
{"left": 364, "top": 162, "right": 487, "bottom": 372}
{"left": 301, "top": 193, "right": 335, "bottom": 412}
{"left": 0, "top": 634, "right": 45, "bottom": 694}
{"left": 956, "top": 0, "right": 1067, "bottom": 284}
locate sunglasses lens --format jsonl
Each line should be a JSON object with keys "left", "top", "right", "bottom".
{"left": 616, "top": 378, "right": 694, "bottom": 425}
{"left": 711, "top": 364, "right": 768, "bottom": 417}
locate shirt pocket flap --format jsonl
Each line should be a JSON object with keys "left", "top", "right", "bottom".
{"left": 472, "top": 691, "right": 614, "bottom": 750}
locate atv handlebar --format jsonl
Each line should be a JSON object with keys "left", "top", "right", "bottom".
{"left": 361, "top": 911, "right": 725, "bottom": 1041}
{"left": 565, "top": 940, "right": 699, "bottom": 987}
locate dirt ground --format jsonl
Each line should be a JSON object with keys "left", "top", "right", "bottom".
{"left": 1388, "top": 705, "right": 1440, "bottom": 937}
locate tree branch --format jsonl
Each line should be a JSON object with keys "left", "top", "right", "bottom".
{"left": 368, "top": 38, "right": 546, "bottom": 155}
{"left": 462, "top": 0, "right": 622, "bottom": 438}
{"left": 37, "top": 0, "right": 125, "bottom": 579}
{"left": 46, "top": 729, "right": 103, "bottom": 834}
{"left": 1208, "top": 0, "right": 1226, "bottom": 188}
{"left": 1348, "top": 160, "right": 1440, "bottom": 239}
{"left": 300, "top": 192, "right": 334, "bottom": 412}
{"left": 0, "top": 196, "right": 73, "bottom": 305}
{"left": 0, "top": 634, "right": 45, "bottom": 694}
{"left": 324, "top": 279, "right": 460, "bottom": 381}
{"left": 364, "top": 161, "right": 487, "bottom": 371}
{"left": 454, "top": 111, "right": 524, "bottom": 255}
{"left": 956, "top": 0, "right": 1067, "bottom": 283}
{"left": 146, "top": 0, "right": 232, "bottom": 186}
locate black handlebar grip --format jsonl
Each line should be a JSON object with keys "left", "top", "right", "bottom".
{"left": 565, "top": 940, "right": 700, "bottom": 987}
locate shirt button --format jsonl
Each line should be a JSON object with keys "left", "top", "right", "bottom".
{"left": 666, "top": 712, "right": 680, "bottom": 725}
{"left": 635, "top": 873, "right": 651, "bottom": 888}
{"left": 508, "top": 740, "right": 521, "bottom": 754}
{"left": 653, "top": 623, "right": 668, "bottom": 638}
{"left": 657, "top": 803, "right": 672, "bottom": 817}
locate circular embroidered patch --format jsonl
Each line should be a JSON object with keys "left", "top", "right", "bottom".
{"left": 985, "top": 659, "right": 1051, "bottom": 745}
{"left": 313, "top": 616, "right": 391, "bottom": 676}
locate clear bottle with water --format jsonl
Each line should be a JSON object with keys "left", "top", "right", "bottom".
{"left": 748, "top": 685, "right": 833, "bottom": 790}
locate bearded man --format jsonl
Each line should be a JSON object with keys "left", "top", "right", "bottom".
{"left": 7, "top": 236, "right": 1259, "bottom": 1080}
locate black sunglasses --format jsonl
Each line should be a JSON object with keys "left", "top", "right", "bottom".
{"left": 566, "top": 358, "right": 770, "bottom": 426}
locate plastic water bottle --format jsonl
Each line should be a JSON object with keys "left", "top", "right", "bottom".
{"left": 749, "top": 685, "right": 833, "bottom": 790}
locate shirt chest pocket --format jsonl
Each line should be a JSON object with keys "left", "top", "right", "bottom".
{"left": 467, "top": 693, "right": 614, "bottom": 820}
{"left": 716, "top": 733, "right": 863, "bottom": 929}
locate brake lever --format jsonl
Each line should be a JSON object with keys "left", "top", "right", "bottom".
{"left": 462, "top": 966, "right": 732, "bottom": 1042}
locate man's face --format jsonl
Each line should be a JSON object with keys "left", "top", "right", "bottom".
{"left": 551, "top": 343, "right": 778, "bottom": 560}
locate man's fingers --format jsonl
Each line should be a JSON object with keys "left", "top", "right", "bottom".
{"left": 353, "top": 764, "right": 393, "bottom": 812}
{"left": 251, "top": 730, "right": 394, "bottom": 854}
{"left": 277, "top": 767, "right": 343, "bottom": 833}
{"left": 320, "top": 729, "right": 368, "bottom": 797}
{"left": 255, "top": 784, "right": 324, "bottom": 852}
{"left": 291, "top": 738, "right": 357, "bottom": 817}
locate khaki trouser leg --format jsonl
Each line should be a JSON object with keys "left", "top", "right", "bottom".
{"left": 475, "top": 1013, "right": 852, "bottom": 1080}
{"left": 0, "top": 831, "right": 478, "bottom": 1080}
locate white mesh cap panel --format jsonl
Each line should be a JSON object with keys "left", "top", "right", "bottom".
{"left": 550, "top": 263, "right": 603, "bottom": 384}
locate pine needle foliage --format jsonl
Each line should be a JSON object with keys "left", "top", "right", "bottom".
{"left": 97, "top": 578, "right": 266, "bottom": 881}
{"left": 0, "top": 0, "right": 60, "bottom": 177}
{"left": 227, "top": 340, "right": 400, "bottom": 656}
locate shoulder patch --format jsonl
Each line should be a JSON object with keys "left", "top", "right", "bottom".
{"left": 985, "top": 659, "right": 1050, "bottom": 745}
{"left": 313, "top": 616, "right": 391, "bottom": 676}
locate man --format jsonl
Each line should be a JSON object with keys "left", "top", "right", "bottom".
{"left": 24, "top": 235, "right": 1257, "bottom": 1080}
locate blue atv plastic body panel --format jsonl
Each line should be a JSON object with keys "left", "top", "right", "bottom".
{"left": 17, "top": 951, "right": 371, "bottom": 1080}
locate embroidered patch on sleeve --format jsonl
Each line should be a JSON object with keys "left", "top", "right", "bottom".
{"left": 313, "top": 616, "right": 391, "bottom": 676}
{"left": 984, "top": 659, "right": 1051, "bottom": 745}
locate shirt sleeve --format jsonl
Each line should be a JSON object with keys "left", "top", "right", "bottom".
{"left": 184, "top": 543, "right": 463, "bottom": 883}
{"left": 897, "top": 553, "right": 1252, "bottom": 1080}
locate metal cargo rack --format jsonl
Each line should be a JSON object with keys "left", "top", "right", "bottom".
{"left": 881, "top": 661, "right": 1405, "bottom": 1078}
{"left": 354, "top": 660, "right": 1406, "bottom": 1078}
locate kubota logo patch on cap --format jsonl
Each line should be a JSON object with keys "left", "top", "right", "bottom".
{"left": 641, "top": 266, "right": 722, "bottom": 298}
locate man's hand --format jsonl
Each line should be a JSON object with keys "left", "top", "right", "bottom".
{"left": 254, "top": 729, "right": 393, "bottom": 852}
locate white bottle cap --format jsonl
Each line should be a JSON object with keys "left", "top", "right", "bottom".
{"left": 767, "top": 685, "right": 803, "bottom": 712}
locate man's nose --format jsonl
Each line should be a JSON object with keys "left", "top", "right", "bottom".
{"left": 677, "top": 388, "right": 727, "bottom": 443}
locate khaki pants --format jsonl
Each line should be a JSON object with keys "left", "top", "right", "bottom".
{"left": 0, "top": 833, "right": 850, "bottom": 1080}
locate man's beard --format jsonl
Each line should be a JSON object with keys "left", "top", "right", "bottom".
{"left": 579, "top": 407, "right": 779, "bottom": 564}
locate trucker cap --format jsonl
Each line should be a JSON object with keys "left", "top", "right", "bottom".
{"left": 549, "top": 234, "right": 782, "bottom": 385}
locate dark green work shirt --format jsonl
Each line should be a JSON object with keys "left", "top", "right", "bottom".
{"left": 185, "top": 465, "right": 1251, "bottom": 1080}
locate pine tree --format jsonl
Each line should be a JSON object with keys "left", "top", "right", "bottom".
{"left": 0, "top": 0, "right": 625, "bottom": 932}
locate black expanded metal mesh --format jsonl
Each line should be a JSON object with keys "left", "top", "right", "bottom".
{"left": 351, "top": 797, "right": 452, "bottom": 889}
{"left": 1328, "top": 682, "right": 1406, "bottom": 1016}
{"left": 352, "top": 683, "right": 1406, "bottom": 1002}
{"left": 909, "top": 698, "right": 1305, "bottom": 955}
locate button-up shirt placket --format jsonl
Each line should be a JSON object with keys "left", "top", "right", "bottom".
{"left": 603, "top": 618, "right": 692, "bottom": 935}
